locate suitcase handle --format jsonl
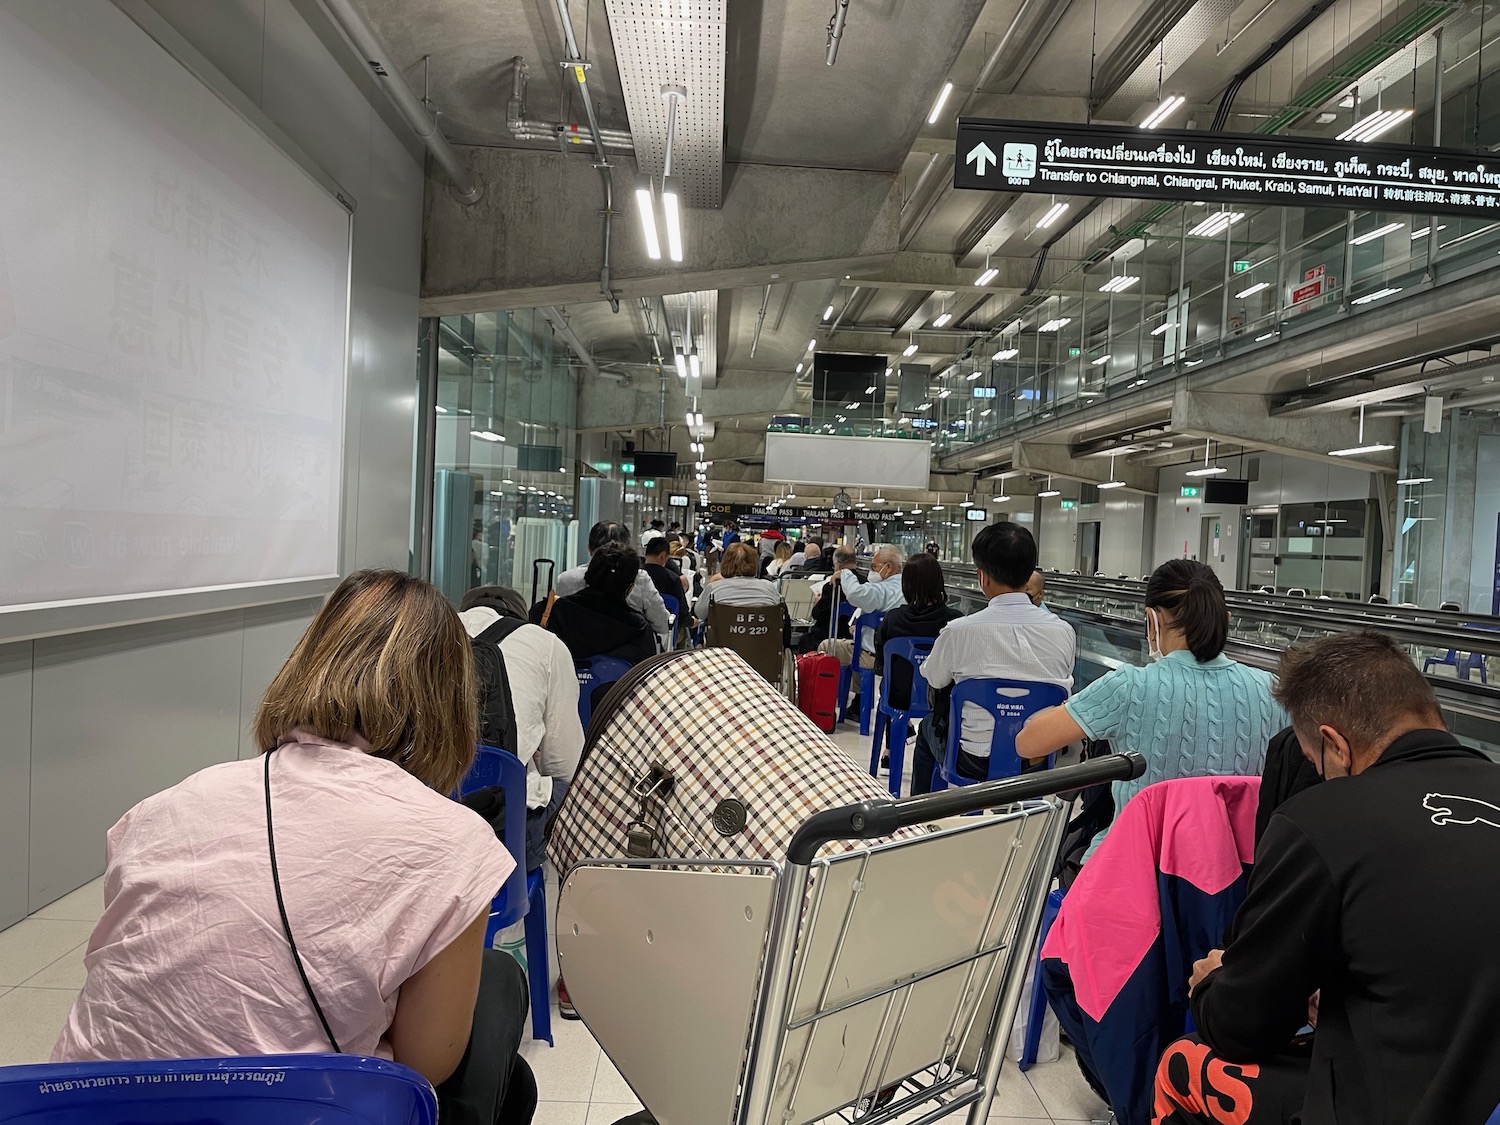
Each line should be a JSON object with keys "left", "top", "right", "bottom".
{"left": 784, "top": 753, "right": 1146, "bottom": 865}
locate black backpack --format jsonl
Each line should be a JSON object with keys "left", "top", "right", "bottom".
{"left": 471, "top": 615, "right": 525, "bottom": 753}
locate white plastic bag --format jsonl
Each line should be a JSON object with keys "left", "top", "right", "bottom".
{"left": 1006, "top": 931, "right": 1060, "bottom": 1065}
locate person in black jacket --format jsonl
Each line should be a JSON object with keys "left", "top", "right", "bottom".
{"left": 1154, "top": 630, "right": 1500, "bottom": 1125}
{"left": 541, "top": 546, "right": 656, "bottom": 667}
{"left": 642, "top": 536, "right": 686, "bottom": 644}
{"left": 873, "top": 552, "right": 961, "bottom": 711}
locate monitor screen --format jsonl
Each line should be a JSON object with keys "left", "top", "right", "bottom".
{"left": 813, "top": 352, "right": 887, "bottom": 406}
{"left": 965, "top": 508, "right": 988, "bottom": 522}
{"left": 633, "top": 451, "right": 678, "bottom": 477}
{"left": 667, "top": 493, "right": 689, "bottom": 508}
{"left": 1205, "top": 478, "right": 1250, "bottom": 505}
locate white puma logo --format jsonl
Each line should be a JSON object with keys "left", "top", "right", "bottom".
{"left": 1423, "top": 793, "right": 1500, "bottom": 829}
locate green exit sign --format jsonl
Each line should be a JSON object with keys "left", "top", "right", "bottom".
{"left": 592, "top": 461, "right": 613, "bottom": 472}
{"left": 620, "top": 461, "right": 635, "bottom": 475}
{"left": 1181, "top": 485, "right": 1201, "bottom": 498}
{"left": 642, "top": 480, "right": 656, "bottom": 488}
{"left": 1233, "top": 259, "right": 1252, "bottom": 273}
{"left": 1067, "top": 347, "right": 1081, "bottom": 358}
{"left": 1060, "top": 499, "right": 1076, "bottom": 510}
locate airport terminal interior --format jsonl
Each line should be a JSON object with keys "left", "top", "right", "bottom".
{"left": 8, "top": 0, "right": 1500, "bottom": 1123}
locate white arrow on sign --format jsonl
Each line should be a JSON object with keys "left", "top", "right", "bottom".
{"left": 966, "top": 141, "right": 997, "bottom": 176}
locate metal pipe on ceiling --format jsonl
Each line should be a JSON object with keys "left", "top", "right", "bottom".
{"left": 825, "top": 0, "right": 851, "bottom": 66}
{"left": 508, "top": 55, "right": 634, "bottom": 151}
{"left": 1211, "top": 0, "right": 1338, "bottom": 131}
{"left": 541, "top": 306, "right": 624, "bottom": 382}
{"left": 960, "top": 0, "right": 1046, "bottom": 112}
{"left": 315, "top": 0, "right": 481, "bottom": 203}
{"left": 553, "top": 0, "right": 621, "bottom": 313}
{"left": 749, "top": 284, "right": 773, "bottom": 358}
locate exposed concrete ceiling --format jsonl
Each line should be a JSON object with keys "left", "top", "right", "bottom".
{"left": 376, "top": 0, "right": 1488, "bottom": 503}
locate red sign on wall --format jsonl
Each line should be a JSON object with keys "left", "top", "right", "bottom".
{"left": 1292, "top": 279, "right": 1324, "bottom": 304}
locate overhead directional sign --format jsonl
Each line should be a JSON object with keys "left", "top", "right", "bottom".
{"left": 954, "top": 118, "right": 1500, "bottom": 218}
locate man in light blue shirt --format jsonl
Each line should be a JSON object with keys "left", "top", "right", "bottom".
{"left": 911, "top": 524, "right": 1076, "bottom": 795}
{"left": 818, "top": 544, "right": 906, "bottom": 670}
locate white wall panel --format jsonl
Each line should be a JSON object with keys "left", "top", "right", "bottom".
{"left": 0, "top": 643, "right": 32, "bottom": 928}
{"left": 237, "top": 600, "right": 320, "bottom": 760}
{"left": 29, "top": 616, "right": 243, "bottom": 910}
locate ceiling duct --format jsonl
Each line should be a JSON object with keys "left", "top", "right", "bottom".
{"left": 663, "top": 291, "right": 719, "bottom": 388}
{"left": 605, "top": 0, "right": 726, "bottom": 208}
{"left": 1092, "top": 0, "right": 1203, "bottom": 117}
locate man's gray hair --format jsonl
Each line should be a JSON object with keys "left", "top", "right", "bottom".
{"left": 873, "top": 544, "right": 905, "bottom": 569}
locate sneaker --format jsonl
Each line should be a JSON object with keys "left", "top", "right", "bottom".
{"left": 557, "top": 977, "right": 580, "bottom": 1020}
{"left": 878, "top": 756, "right": 890, "bottom": 777}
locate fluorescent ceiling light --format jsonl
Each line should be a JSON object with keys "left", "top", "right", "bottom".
{"left": 661, "top": 175, "right": 684, "bottom": 262}
{"left": 1141, "top": 93, "right": 1185, "bottom": 129}
{"left": 1151, "top": 321, "right": 1175, "bottom": 335}
{"left": 685, "top": 411, "right": 695, "bottom": 426}
{"left": 976, "top": 267, "right": 999, "bottom": 286}
{"left": 470, "top": 429, "right": 505, "bottom": 442}
{"left": 1038, "top": 488, "right": 1061, "bottom": 498}
{"left": 1235, "top": 281, "right": 1270, "bottom": 298}
{"left": 1099, "top": 275, "right": 1139, "bottom": 293}
{"left": 927, "top": 81, "right": 953, "bottom": 125}
{"left": 1330, "top": 443, "right": 1395, "bottom": 456}
{"left": 1098, "top": 479, "right": 1126, "bottom": 490}
{"left": 885, "top": 367, "right": 893, "bottom": 376}
{"left": 916, "top": 402, "right": 932, "bottom": 410}
{"left": 993, "top": 493, "right": 1010, "bottom": 502}
{"left": 675, "top": 352, "right": 689, "bottom": 380}
{"left": 1337, "top": 108, "right": 1413, "bottom": 143}
{"left": 1132, "top": 378, "right": 1148, "bottom": 387}
{"left": 959, "top": 499, "right": 974, "bottom": 507}
{"left": 1397, "top": 476, "right": 1434, "bottom": 485}
{"left": 872, "top": 496, "right": 887, "bottom": 504}
{"left": 808, "top": 339, "right": 818, "bottom": 352}
{"left": 1037, "top": 201, "right": 1069, "bottom": 229}
{"left": 865, "top": 384, "right": 877, "bottom": 393}
{"left": 1039, "top": 317, "right": 1072, "bottom": 332}
{"left": 1410, "top": 225, "right": 1447, "bottom": 239}
{"left": 938, "top": 389, "right": 951, "bottom": 398}
{"left": 1092, "top": 354, "right": 1111, "bottom": 366}
{"left": 933, "top": 312, "right": 952, "bottom": 328}
{"left": 931, "top": 504, "right": 945, "bottom": 511}
{"left": 435, "top": 405, "right": 448, "bottom": 413}
{"left": 502, "top": 478, "right": 514, "bottom": 485}
{"left": 1184, "top": 358, "right": 1203, "bottom": 366}
{"left": 634, "top": 175, "right": 661, "bottom": 260}
{"left": 694, "top": 412, "right": 704, "bottom": 427}
{"left": 689, "top": 350, "right": 702, "bottom": 379}
{"left": 1186, "top": 465, "right": 1228, "bottom": 477}
{"left": 993, "top": 347, "right": 1019, "bottom": 361}
{"left": 1188, "top": 211, "right": 1243, "bottom": 238}
{"left": 967, "top": 370, "right": 982, "bottom": 380}
{"left": 903, "top": 342, "right": 919, "bottom": 357}
{"left": 823, "top": 305, "right": 834, "bottom": 320}
{"left": 1255, "top": 331, "right": 1276, "bottom": 341}
{"left": 1078, "top": 389, "right": 1103, "bottom": 398}
{"left": 1349, "top": 221, "right": 1404, "bottom": 246}
{"left": 1351, "top": 286, "right": 1403, "bottom": 305}
{"left": 980, "top": 408, "right": 992, "bottom": 416}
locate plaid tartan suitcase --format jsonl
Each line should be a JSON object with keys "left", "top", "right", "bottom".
{"left": 548, "top": 646, "right": 903, "bottom": 872}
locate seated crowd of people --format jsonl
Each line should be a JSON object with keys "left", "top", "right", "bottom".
{"left": 38, "top": 510, "right": 1500, "bottom": 1125}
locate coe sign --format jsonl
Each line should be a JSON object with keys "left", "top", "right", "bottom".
{"left": 954, "top": 118, "right": 1500, "bottom": 218}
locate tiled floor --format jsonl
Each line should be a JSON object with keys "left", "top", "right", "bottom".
{"left": 0, "top": 722, "right": 1110, "bottom": 1124}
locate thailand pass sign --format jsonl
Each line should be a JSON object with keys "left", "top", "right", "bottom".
{"left": 954, "top": 119, "right": 1500, "bottom": 218}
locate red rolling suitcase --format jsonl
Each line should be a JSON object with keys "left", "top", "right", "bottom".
{"left": 796, "top": 651, "right": 840, "bottom": 734}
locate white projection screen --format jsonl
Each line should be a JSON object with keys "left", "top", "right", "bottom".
{"left": 763, "top": 433, "right": 933, "bottom": 491}
{"left": 0, "top": 1, "right": 350, "bottom": 640}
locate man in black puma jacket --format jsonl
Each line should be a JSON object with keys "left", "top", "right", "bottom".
{"left": 1154, "top": 630, "right": 1500, "bottom": 1125}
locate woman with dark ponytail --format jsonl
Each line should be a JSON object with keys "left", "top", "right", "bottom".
{"left": 1016, "top": 559, "right": 1285, "bottom": 857}
{"left": 544, "top": 545, "right": 657, "bottom": 666}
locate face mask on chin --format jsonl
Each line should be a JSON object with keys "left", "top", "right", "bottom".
{"left": 1146, "top": 608, "right": 1164, "bottom": 661}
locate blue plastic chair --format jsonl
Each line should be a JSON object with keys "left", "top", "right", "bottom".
{"left": 575, "top": 655, "right": 632, "bottom": 731}
{"left": 457, "top": 746, "right": 553, "bottom": 1046}
{"left": 867, "top": 636, "right": 935, "bottom": 797}
{"left": 931, "top": 678, "right": 1068, "bottom": 791}
{"left": 1019, "top": 887, "right": 1065, "bottom": 1071}
{"left": 0, "top": 1054, "right": 436, "bottom": 1125}
{"left": 837, "top": 610, "right": 886, "bottom": 731}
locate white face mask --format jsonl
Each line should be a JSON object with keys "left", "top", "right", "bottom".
{"left": 1146, "top": 608, "right": 1165, "bottom": 661}
{"left": 867, "top": 569, "right": 885, "bottom": 584}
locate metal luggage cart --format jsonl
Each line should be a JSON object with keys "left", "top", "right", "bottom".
{"left": 556, "top": 754, "right": 1145, "bottom": 1125}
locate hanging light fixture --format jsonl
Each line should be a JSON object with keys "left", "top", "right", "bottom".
{"left": 1186, "top": 438, "right": 1228, "bottom": 477}
{"left": 635, "top": 86, "right": 688, "bottom": 264}
{"left": 1329, "top": 403, "right": 1395, "bottom": 456}
{"left": 1038, "top": 475, "right": 1061, "bottom": 498}
{"left": 1098, "top": 454, "right": 1126, "bottom": 489}
{"left": 634, "top": 174, "right": 661, "bottom": 260}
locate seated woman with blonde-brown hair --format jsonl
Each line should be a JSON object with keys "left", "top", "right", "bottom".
{"left": 52, "top": 570, "right": 535, "bottom": 1125}
{"left": 695, "top": 540, "right": 784, "bottom": 619}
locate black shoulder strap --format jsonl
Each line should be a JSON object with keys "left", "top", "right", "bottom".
{"left": 476, "top": 614, "right": 526, "bottom": 645}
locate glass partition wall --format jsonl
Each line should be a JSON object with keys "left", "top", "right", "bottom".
{"left": 423, "top": 310, "right": 580, "bottom": 607}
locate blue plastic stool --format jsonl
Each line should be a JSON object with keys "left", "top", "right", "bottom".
{"left": 837, "top": 608, "right": 883, "bottom": 730}
{"left": 458, "top": 746, "right": 554, "bottom": 1046}
{"left": 0, "top": 1054, "right": 436, "bottom": 1125}
{"left": 1019, "top": 888, "right": 1065, "bottom": 1071}
{"left": 931, "top": 678, "right": 1068, "bottom": 792}
{"left": 575, "top": 655, "right": 632, "bottom": 731}
{"left": 868, "top": 637, "right": 935, "bottom": 797}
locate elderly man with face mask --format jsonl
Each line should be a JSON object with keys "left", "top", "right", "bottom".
{"left": 817, "top": 544, "right": 906, "bottom": 671}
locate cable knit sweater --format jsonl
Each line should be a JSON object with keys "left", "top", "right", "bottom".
{"left": 1064, "top": 650, "right": 1286, "bottom": 858}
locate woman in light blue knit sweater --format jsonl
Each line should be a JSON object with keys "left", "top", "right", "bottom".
{"left": 1016, "top": 559, "right": 1286, "bottom": 857}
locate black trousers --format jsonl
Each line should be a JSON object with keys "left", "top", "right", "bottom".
{"left": 910, "top": 719, "right": 988, "bottom": 795}
{"left": 437, "top": 949, "right": 537, "bottom": 1125}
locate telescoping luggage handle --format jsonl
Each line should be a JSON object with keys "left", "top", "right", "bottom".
{"left": 531, "top": 558, "right": 556, "bottom": 606}
{"left": 784, "top": 753, "right": 1146, "bottom": 865}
